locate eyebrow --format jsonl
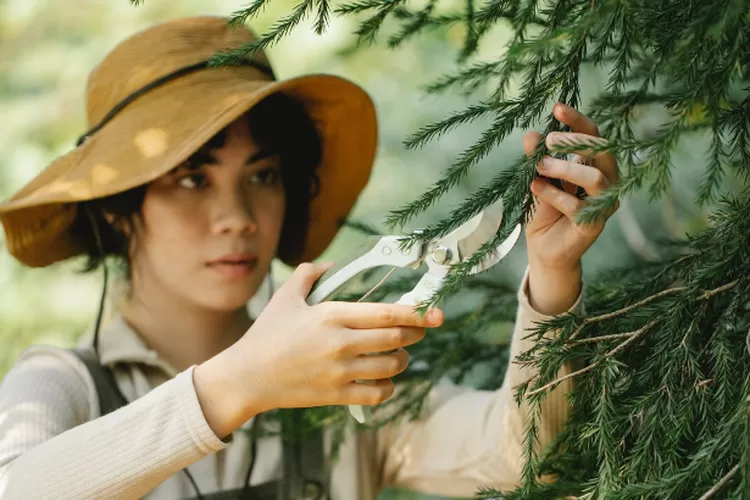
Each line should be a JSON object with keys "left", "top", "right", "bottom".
{"left": 173, "top": 149, "right": 277, "bottom": 173}
{"left": 246, "top": 150, "right": 277, "bottom": 165}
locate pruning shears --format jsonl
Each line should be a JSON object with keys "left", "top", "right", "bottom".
{"left": 306, "top": 201, "right": 522, "bottom": 423}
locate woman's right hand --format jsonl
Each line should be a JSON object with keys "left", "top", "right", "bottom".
{"left": 194, "top": 262, "right": 444, "bottom": 438}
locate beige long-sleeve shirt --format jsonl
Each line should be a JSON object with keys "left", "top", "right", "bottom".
{"left": 0, "top": 270, "right": 581, "bottom": 499}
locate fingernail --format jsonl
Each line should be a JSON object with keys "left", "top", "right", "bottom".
{"left": 427, "top": 308, "right": 442, "bottom": 325}
{"left": 540, "top": 157, "right": 553, "bottom": 170}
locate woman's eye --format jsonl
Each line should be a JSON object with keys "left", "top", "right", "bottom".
{"left": 177, "top": 174, "right": 208, "bottom": 189}
{"left": 249, "top": 167, "right": 282, "bottom": 187}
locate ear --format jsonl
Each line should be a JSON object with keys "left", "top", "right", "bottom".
{"left": 103, "top": 212, "right": 133, "bottom": 238}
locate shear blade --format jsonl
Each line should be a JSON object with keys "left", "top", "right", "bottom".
{"left": 444, "top": 200, "right": 505, "bottom": 260}
{"left": 468, "top": 223, "right": 522, "bottom": 274}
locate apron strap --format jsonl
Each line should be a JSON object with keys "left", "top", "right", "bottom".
{"left": 278, "top": 409, "right": 328, "bottom": 500}
{"left": 70, "top": 348, "right": 329, "bottom": 500}
{"left": 72, "top": 347, "right": 128, "bottom": 415}
{"left": 185, "top": 480, "right": 277, "bottom": 500}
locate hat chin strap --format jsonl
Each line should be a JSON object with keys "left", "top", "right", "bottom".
{"left": 76, "top": 58, "right": 276, "bottom": 147}
{"left": 84, "top": 205, "right": 108, "bottom": 359}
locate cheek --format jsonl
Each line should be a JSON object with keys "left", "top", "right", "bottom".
{"left": 136, "top": 190, "right": 208, "bottom": 260}
{"left": 254, "top": 191, "right": 286, "bottom": 240}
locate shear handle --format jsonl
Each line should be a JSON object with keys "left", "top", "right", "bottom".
{"left": 306, "top": 235, "right": 423, "bottom": 305}
{"left": 348, "top": 252, "right": 454, "bottom": 424}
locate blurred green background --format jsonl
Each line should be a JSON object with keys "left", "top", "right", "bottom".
{"left": 0, "top": 0, "right": 724, "bottom": 498}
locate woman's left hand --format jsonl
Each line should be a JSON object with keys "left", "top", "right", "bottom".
{"left": 522, "top": 103, "right": 619, "bottom": 315}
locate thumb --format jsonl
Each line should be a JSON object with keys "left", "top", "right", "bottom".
{"left": 523, "top": 130, "right": 543, "bottom": 157}
{"left": 277, "top": 262, "right": 335, "bottom": 299}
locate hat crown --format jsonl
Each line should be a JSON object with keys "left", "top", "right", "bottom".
{"left": 85, "top": 16, "right": 273, "bottom": 128}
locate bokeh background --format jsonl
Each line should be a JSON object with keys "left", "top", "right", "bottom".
{"left": 0, "top": 0, "right": 720, "bottom": 498}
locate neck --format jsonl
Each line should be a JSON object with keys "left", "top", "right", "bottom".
{"left": 122, "top": 280, "right": 253, "bottom": 373}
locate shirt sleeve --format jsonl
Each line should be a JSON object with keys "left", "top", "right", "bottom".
{"left": 377, "top": 268, "right": 583, "bottom": 497}
{"left": 0, "top": 346, "right": 229, "bottom": 500}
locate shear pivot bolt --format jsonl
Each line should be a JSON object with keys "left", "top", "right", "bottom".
{"left": 431, "top": 246, "right": 452, "bottom": 265}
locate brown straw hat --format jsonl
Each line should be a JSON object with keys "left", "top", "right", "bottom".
{"left": 0, "top": 16, "right": 377, "bottom": 268}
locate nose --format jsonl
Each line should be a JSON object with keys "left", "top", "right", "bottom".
{"left": 211, "top": 188, "right": 257, "bottom": 235}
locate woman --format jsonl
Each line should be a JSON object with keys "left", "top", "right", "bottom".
{"left": 0, "top": 16, "right": 618, "bottom": 500}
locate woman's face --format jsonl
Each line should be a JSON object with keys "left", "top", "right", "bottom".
{"left": 130, "top": 115, "right": 286, "bottom": 312}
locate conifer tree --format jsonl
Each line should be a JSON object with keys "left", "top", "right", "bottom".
{"left": 133, "top": 0, "right": 750, "bottom": 497}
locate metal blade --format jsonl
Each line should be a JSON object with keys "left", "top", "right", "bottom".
{"left": 468, "top": 223, "right": 522, "bottom": 274}
{"left": 442, "top": 200, "right": 505, "bottom": 260}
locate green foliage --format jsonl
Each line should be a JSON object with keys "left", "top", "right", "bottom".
{"left": 509, "top": 196, "right": 750, "bottom": 498}
{"left": 174, "top": 0, "right": 750, "bottom": 497}
{"left": 5, "top": 0, "right": 749, "bottom": 497}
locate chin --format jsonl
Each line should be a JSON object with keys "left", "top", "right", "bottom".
{"left": 192, "top": 263, "right": 268, "bottom": 311}
{"left": 212, "top": 276, "right": 265, "bottom": 311}
{"left": 199, "top": 291, "right": 256, "bottom": 312}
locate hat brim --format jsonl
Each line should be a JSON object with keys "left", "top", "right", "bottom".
{"left": 0, "top": 66, "right": 377, "bottom": 267}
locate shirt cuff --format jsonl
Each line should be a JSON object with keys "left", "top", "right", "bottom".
{"left": 516, "top": 266, "right": 584, "bottom": 324}
{"left": 178, "top": 366, "right": 233, "bottom": 453}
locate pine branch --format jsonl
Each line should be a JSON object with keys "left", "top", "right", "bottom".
{"left": 726, "top": 91, "right": 750, "bottom": 179}
{"left": 513, "top": 188, "right": 750, "bottom": 496}
{"left": 351, "top": 0, "right": 405, "bottom": 45}
{"left": 459, "top": 0, "right": 477, "bottom": 61}
{"left": 228, "top": 0, "right": 274, "bottom": 27}
{"left": 562, "top": 279, "right": 739, "bottom": 343}
{"left": 208, "top": 0, "right": 316, "bottom": 65}
{"left": 568, "top": 287, "right": 684, "bottom": 340}
{"left": 588, "top": 2, "right": 620, "bottom": 65}
{"left": 401, "top": 101, "right": 497, "bottom": 151}
{"left": 567, "top": 331, "right": 637, "bottom": 346}
{"left": 334, "top": 0, "right": 381, "bottom": 15}
{"left": 513, "top": 0, "right": 543, "bottom": 39}
{"left": 526, "top": 318, "right": 660, "bottom": 398}
{"left": 698, "top": 463, "right": 740, "bottom": 500}
{"left": 518, "top": 391, "right": 546, "bottom": 493}
{"left": 314, "top": 0, "right": 332, "bottom": 34}
{"left": 421, "top": 61, "right": 503, "bottom": 96}
{"left": 385, "top": 0, "right": 437, "bottom": 49}
{"left": 593, "top": 359, "right": 624, "bottom": 493}
{"left": 385, "top": 104, "right": 513, "bottom": 230}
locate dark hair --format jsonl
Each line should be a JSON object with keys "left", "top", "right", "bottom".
{"left": 71, "top": 92, "right": 322, "bottom": 277}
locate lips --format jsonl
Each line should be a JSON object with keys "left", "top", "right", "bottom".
{"left": 207, "top": 253, "right": 258, "bottom": 279}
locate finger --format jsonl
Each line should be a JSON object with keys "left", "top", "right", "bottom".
{"left": 538, "top": 156, "right": 610, "bottom": 197}
{"left": 320, "top": 302, "right": 443, "bottom": 329}
{"left": 277, "top": 261, "right": 335, "bottom": 299}
{"left": 340, "top": 326, "right": 426, "bottom": 355}
{"left": 344, "top": 349, "right": 410, "bottom": 381}
{"left": 545, "top": 131, "right": 607, "bottom": 157}
{"left": 523, "top": 130, "right": 544, "bottom": 157}
{"left": 530, "top": 177, "right": 589, "bottom": 222}
{"left": 527, "top": 129, "right": 578, "bottom": 195}
{"left": 546, "top": 132, "right": 617, "bottom": 183}
{"left": 339, "top": 379, "right": 395, "bottom": 407}
{"left": 553, "top": 103, "right": 600, "bottom": 136}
